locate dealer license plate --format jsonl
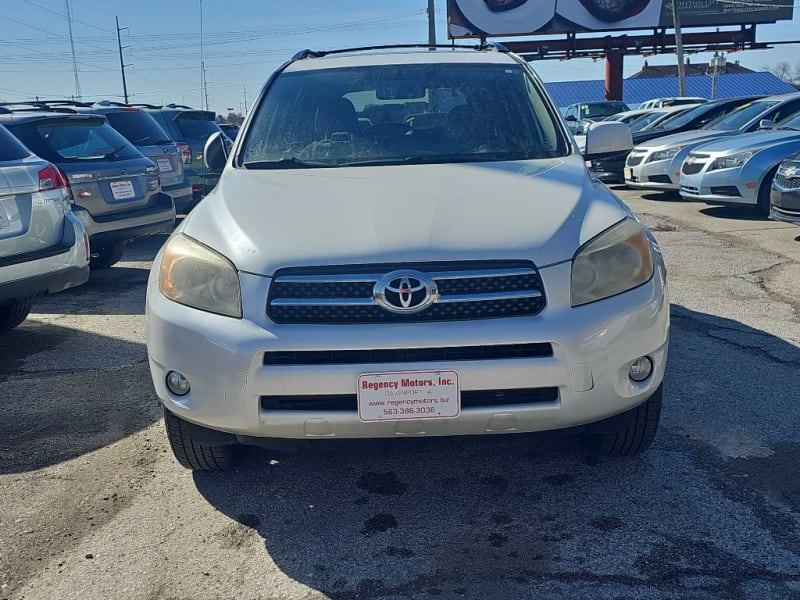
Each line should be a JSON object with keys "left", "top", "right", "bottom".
{"left": 109, "top": 180, "right": 135, "bottom": 200}
{"left": 624, "top": 167, "right": 633, "bottom": 181}
{"left": 357, "top": 370, "right": 460, "bottom": 423}
{"left": 156, "top": 157, "right": 173, "bottom": 173}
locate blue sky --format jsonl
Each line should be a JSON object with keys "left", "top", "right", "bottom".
{"left": 0, "top": 0, "right": 798, "bottom": 114}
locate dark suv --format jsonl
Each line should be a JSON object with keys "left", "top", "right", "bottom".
{"left": 0, "top": 105, "right": 175, "bottom": 268}
{"left": 134, "top": 104, "right": 228, "bottom": 208}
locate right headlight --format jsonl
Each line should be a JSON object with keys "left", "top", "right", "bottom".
{"left": 571, "top": 218, "right": 654, "bottom": 307}
{"left": 159, "top": 233, "right": 242, "bottom": 318}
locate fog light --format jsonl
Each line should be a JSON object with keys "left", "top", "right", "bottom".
{"left": 166, "top": 371, "right": 191, "bottom": 396}
{"left": 628, "top": 356, "right": 653, "bottom": 382}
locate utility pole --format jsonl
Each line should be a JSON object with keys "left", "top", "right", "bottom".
{"left": 200, "top": 0, "right": 206, "bottom": 110}
{"left": 427, "top": 0, "right": 436, "bottom": 46}
{"left": 671, "top": 0, "right": 686, "bottom": 97}
{"left": 242, "top": 84, "right": 248, "bottom": 116}
{"left": 116, "top": 16, "right": 131, "bottom": 103}
{"left": 65, "top": 0, "right": 81, "bottom": 100}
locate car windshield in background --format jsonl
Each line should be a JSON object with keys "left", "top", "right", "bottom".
{"left": 581, "top": 102, "right": 628, "bottom": 118}
{"left": 629, "top": 112, "right": 668, "bottom": 132}
{"left": 0, "top": 125, "right": 32, "bottom": 161}
{"left": 777, "top": 113, "right": 800, "bottom": 130}
{"left": 176, "top": 117, "right": 220, "bottom": 140}
{"left": 240, "top": 63, "right": 569, "bottom": 168}
{"left": 105, "top": 111, "right": 172, "bottom": 146}
{"left": 649, "top": 104, "right": 710, "bottom": 129}
{"left": 36, "top": 121, "right": 140, "bottom": 162}
{"left": 705, "top": 100, "right": 779, "bottom": 131}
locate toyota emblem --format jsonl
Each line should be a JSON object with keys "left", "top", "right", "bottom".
{"left": 374, "top": 270, "right": 437, "bottom": 314}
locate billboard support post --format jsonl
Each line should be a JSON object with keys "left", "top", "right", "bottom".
{"left": 671, "top": 0, "right": 687, "bottom": 96}
{"left": 605, "top": 51, "right": 624, "bottom": 101}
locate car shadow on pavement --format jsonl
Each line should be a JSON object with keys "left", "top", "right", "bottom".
{"left": 192, "top": 304, "right": 800, "bottom": 599}
{"left": 640, "top": 191, "right": 684, "bottom": 203}
{"left": 699, "top": 206, "right": 768, "bottom": 221}
{"left": 0, "top": 322, "right": 159, "bottom": 474}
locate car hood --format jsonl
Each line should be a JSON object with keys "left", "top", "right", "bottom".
{"left": 635, "top": 128, "right": 738, "bottom": 150}
{"left": 689, "top": 129, "right": 800, "bottom": 154}
{"left": 180, "top": 157, "right": 629, "bottom": 276}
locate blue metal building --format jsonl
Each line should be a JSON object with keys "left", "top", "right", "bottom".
{"left": 544, "top": 72, "right": 797, "bottom": 109}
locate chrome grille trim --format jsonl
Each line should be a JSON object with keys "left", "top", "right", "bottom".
{"left": 266, "top": 262, "right": 546, "bottom": 324}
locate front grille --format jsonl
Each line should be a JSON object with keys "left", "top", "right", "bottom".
{"left": 263, "top": 343, "right": 553, "bottom": 366}
{"left": 260, "top": 387, "right": 559, "bottom": 411}
{"left": 680, "top": 185, "right": 699, "bottom": 195}
{"left": 626, "top": 154, "right": 645, "bottom": 167}
{"left": 681, "top": 159, "right": 707, "bottom": 175}
{"left": 267, "top": 261, "right": 546, "bottom": 324}
{"left": 775, "top": 173, "right": 800, "bottom": 190}
{"left": 648, "top": 174, "right": 672, "bottom": 184}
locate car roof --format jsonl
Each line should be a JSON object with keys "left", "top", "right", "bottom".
{"left": 283, "top": 48, "right": 518, "bottom": 73}
{"left": 0, "top": 111, "right": 104, "bottom": 125}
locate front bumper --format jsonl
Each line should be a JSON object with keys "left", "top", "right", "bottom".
{"left": 0, "top": 212, "right": 89, "bottom": 302}
{"left": 679, "top": 165, "right": 756, "bottom": 205}
{"left": 146, "top": 261, "right": 669, "bottom": 441}
{"left": 589, "top": 154, "right": 626, "bottom": 183}
{"left": 770, "top": 185, "right": 800, "bottom": 224}
{"left": 625, "top": 150, "right": 680, "bottom": 191}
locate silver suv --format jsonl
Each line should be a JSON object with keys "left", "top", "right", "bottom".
{"left": 0, "top": 124, "right": 89, "bottom": 332}
{"left": 0, "top": 105, "right": 175, "bottom": 269}
{"left": 147, "top": 45, "right": 667, "bottom": 470}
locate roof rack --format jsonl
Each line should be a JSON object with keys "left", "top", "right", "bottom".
{"left": 0, "top": 101, "right": 81, "bottom": 114}
{"left": 128, "top": 102, "right": 163, "bottom": 109}
{"left": 291, "top": 43, "right": 509, "bottom": 61}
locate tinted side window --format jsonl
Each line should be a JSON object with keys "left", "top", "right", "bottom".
{"left": 0, "top": 124, "right": 32, "bottom": 161}
{"left": 770, "top": 99, "right": 800, "bottom": 124}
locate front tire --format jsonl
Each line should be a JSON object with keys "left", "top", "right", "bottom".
{"left": 756, "top": 166, "right": 779, "bottom": 217}
{"left": 163, "top": 408, "right": 243, "bottom": 471}
{"left": 0, "top": 299, "right": 32, "bottom": 333}
{"left": 583, "top": 384, "right": 663, "bottom": 456}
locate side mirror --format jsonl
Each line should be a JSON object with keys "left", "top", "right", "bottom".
{"left": 759, "top": 119, "right": 775, "bottom": 130}
{"left": 204, "top": 131, "right": 228, "bottom": 171}
{"left": 582, "top": 122, "right": 633, "bottom": 160}
{"left": 565, "top": 115, "right": 577, "bottom": 122}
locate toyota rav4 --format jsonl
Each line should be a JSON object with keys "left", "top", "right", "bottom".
{"left": 146, "top": 45, "right": 669, "bottom": 470}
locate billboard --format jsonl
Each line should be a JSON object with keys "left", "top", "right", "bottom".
{"left": 448, "top": 0, "right": 794, "bottom": 37}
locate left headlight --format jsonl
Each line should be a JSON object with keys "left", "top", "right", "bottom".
{"left": 571, "top": 218, "right": 654, "bottom": 307}
{"left": 708, "top": 151, "right": 756, "bottom": 171}
{"left": 159, "top": 233, "right": 242, "bottom": 318}
{"left": 648, "top": 146, "right": 685, "bottom": 162}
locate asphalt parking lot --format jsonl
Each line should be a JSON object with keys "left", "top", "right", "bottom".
{"left": 1, "top": 188, "right": 799, "bottom": 600}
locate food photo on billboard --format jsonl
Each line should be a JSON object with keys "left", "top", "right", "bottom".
{"left": 448, "top": 0, "right": 793, "bottom": 36}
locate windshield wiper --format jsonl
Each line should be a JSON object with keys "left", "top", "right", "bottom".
{"left": 104, "top": 144, "right": 131, "bottom": 159}
{"left": 242, "top": 158, "right": 331, "bottom": 169}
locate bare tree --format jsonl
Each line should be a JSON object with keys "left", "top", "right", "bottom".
{"left": 767, "top": 61, "right": 796, "bottom": 84}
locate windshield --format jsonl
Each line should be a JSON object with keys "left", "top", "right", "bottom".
{"left": 650, "top": 103, "right": 712, "bottom": 129}
{"left": 240, "top": 63, "right": 569, "bottom": 168}
{"left": 629, "top": 112, "right": 670, "bottom": 132}
{"left": 106, "top": 110, "right": 172, "bottom": 146}
{"left": 176, "top": 117, "right": 220, "bottom": 140}
{"left": 706, "top": 100, "right": 779, "bottom": 131}
{"left": 581, "top": 102, "right": 628, "bottom": 119}
{"left": 777, "top": 112, "right": 800, "bottom": 130}
{"left": 35, "top": 121, "right": 140, "bottom": 162}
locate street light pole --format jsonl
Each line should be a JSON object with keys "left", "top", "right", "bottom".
{"left": 200, "top": 0, "right": 205, "bottom": 110}
{"left": 428, "top": 0, "right": 436, "bottom": 46}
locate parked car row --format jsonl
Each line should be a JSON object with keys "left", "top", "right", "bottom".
{"left": 0, "top": 99, "right": 230, "bottom": 331}
{"left": 617, "top": 94, "right": 800, "bottom": 216}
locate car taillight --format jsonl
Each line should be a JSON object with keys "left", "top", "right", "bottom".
{"left": 39, "top": 163, "right": 74, "bottom": 204}
{"left": 38, "top": 163, "right": 66, "bottom": 191}
{"left": 177, "top": 142, "right": 191, "bottom": 164}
